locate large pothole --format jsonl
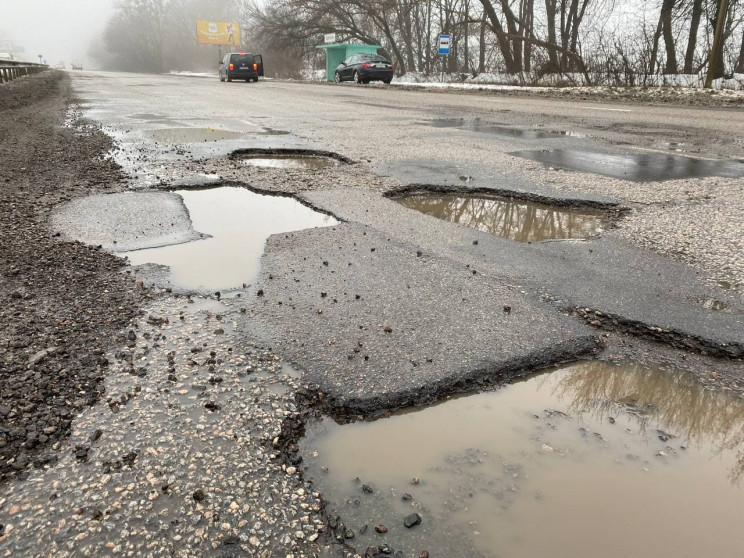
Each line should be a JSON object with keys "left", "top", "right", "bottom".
{"left": 300, "top": 360, "right": 744, "bottom": 557}
{"left": 393, "top": 193, "right": 609, "bottom": 242}
{"left": 230, "top": 148, "right": 352, "bottom": 169}
{"left": 122, "top": 186, "right": 339, "bottom": 291}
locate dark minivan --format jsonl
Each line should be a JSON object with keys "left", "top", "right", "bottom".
{"left": 220, "top": 52, "right": 264, "bottom": 82}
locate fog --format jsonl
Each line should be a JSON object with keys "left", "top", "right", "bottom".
{"left": 0, "top": 0, "right": 115, "bottom": 66}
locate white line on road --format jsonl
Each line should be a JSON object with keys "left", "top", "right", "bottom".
{"left": 584, "top": 107, "right": 632, "bottom": 113}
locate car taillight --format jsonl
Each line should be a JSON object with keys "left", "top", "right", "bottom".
{"left": 253, "top": 63, "right": 257, "bottom": 70}
{"left": 361, "top": 63, "right": 371, "bottom": 68}
{"left": 229, "top": 63, "right": 234, "bottom": 71}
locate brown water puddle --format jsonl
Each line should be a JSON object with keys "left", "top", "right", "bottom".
{"left": 123, "top": 187, "right": 338, "bottom": 291}
{"left": 239, "top": 154, "right": 341, "bottom": 169}
{"left": 513, "top": 149, "right": 744, "bottom": 181}
{"left": 147, "top": 127, "right": 246, "bottom": 143}
{"left": 300, "top": 360, "right": 744, "bottom": 557}
{"left": 395, "top": 194, "right": 607, "bottom": 242}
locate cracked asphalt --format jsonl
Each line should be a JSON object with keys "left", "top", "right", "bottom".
{"left": 2, "top": 70, "right": 743, "bottom": 557}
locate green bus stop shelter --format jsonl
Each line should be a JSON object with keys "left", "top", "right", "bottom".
{"left": 316, "top": 43, "right": 382, "bottom": 82}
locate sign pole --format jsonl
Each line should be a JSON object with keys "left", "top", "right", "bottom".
{"left": 437, "top": 33, "right": 451, "bottom": 83}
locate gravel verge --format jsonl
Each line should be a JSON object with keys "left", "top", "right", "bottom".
{"left": 0, "top": 72, "right": 143, "bottom": 482}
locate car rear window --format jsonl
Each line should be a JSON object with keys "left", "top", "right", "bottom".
{"left": 359, "top": 55, "right": 388, "bottom": 63}
{"left": 230, "top": 54, "right": 254, "bottom": 65}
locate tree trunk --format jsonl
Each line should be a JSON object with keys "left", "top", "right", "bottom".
{"left": 522, "top": 0, "right": 534, "bottom": 73}
{"left": 479, "top": 15, "right": 487, "bottom": 73}
{"left": 684, "top": 0, "right": 703, "bottom": 73}
{"left": 545, "top": 0, "right": 559, "bottom": 70}
{"left": 736, "top": 26, "right": 744, "bottom": 74}
{"left": 649, "top": 13, "right": 663, "bottom": 75}
{"left": 464, "top": 0, "right": 470, "bottom": 73}
{"left": 661, "top": 0, "right": 677, "bottom": 74}
{"left": 479, "top": 0, "right": 520, "bottom": 72}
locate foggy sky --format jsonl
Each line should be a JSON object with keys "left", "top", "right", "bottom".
{"left": 0, "top": 0, "right": 115, "bottom": 66}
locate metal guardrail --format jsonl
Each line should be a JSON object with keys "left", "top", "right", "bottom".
{"left": 0, "top": 60, "right": 49, "bottom": 84}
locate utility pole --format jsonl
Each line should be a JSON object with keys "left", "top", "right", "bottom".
{"left": 705, "top": 0, "right": 729, "bottom": 88}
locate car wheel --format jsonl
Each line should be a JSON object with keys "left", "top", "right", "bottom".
{"left": 383, "top": 79, "right": 392, "bottom": 84}
{"left": 254, "top": 77, "right": 259, "bottom": 82}
{"left": 334, "top": 72, "right": 341, "bottom": 83}
{"left": 227, "top": 77, "right": 232, "bottom": 82}
{"left": 353, "top": 71, "right": 362, "bottom": 84}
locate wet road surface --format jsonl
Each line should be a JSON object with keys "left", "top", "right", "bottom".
{"left": 3, "top": 71, "right": 743, "bottom": 558}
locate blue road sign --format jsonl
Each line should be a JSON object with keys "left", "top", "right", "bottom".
{"left": 438, "top": 34, "right": 451, "bottom": 55}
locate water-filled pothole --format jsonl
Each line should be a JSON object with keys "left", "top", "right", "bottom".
{"left": 425, "top": 118, "right": 561, "bottom": 139}
{"left": 122, "top": 187, "right": 338, "bottom": 291}
{"left": 394, "top": 194, "right": 607, "bottom": 242}
{"left": 513, "top": 149, "right": 744, "bottom": 181}
{"left": 231, "top": 149, "right": 351, "bottom": 170}
{"left": 301, "top": 360, "right": 744, "bottom": 557}
{"left": 147, "top": 127, "right": 246, "bottom": 143}
{"left": 241, "top": 155, "right": 340, "bottom": 169}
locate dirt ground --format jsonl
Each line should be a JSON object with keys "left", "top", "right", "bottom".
{"left": 0, "top": 71, "right": 143, "bottom": 482}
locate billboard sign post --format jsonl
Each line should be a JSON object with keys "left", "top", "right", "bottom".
{"left": 196, "top": 20, "right": 241, "bottom": 47}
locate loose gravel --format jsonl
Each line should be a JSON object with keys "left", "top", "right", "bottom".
{"left": 0, "top": 72, "right": 143, "bottom": 483}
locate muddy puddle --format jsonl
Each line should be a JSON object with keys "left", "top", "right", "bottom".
{"left": 513, "top": 149, "right": 744, "bottom": 181}
{"left": 238, "top": 154, "right": 341, "bottom": 169}
{"left": 425, "top": 118, "right": 561, "bottom": 139}
{"left": 147, "top": 127, "right": 246, "bottom": 143}
{"left": 301, "top": 360, "right": 744, "bottom": 558}
{"left": 395, "top": 194, "right": 606, "bottom": 242}
{"left": 122, "top": 187, "right": 338, "bottom": 291}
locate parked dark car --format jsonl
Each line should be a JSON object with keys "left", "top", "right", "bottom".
{"left": 219, "top": 52, "right": 264, "bottom": 82}
{"left": 334, "top": 54, "right": 394, "bottom": 84}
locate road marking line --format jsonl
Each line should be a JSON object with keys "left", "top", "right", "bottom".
{"left": 584, "top": 107, "right": 632, "bottom": 113}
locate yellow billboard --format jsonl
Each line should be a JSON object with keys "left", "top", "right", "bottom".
{"left": 196, "top": 20, "right": 240, "bottom": 46}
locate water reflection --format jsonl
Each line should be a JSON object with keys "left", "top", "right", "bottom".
{"left": 239, "top": 155, "right": 340, "bottom": 169}
{"left": 426, "top": 118, "right": 560, "bottom": 139}
{"left": 147, "top": 127, "right": 245, "bottom": 142}
{"left": 123, "top": 187, "right": 338, "bottom": 291}
{"left": 513, "top": 149, "right": 744, "bottom": 181}
{"left": 301, "top": 360, "right": 744, "bottom": 557}
{"left": 550, "top": 360, "right": 744, "bottom": 483}
{"left": 395, "top": 194, "right": 606, "bottom": 242}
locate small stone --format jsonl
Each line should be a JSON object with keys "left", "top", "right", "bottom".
{"left": 420, "top": 551, "right": 430, "bottom": 558}
{"left": 375, "top": 524, "right": 388, "bottom": 534}
{"left": 404, "top": 513, "right": 422, "bottom": 528}
{"left": 193, "top": 489, "right": 206, "bottom": 501}
{"left": 362, "top": 484, "right": 374, "bottom": 494}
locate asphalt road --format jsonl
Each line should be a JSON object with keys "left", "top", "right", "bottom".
{"left": 61, "top": 72, "right": 744, "bottom": 403}
{"left": 2, "top": 70, "right": 743, "bottom": 558}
